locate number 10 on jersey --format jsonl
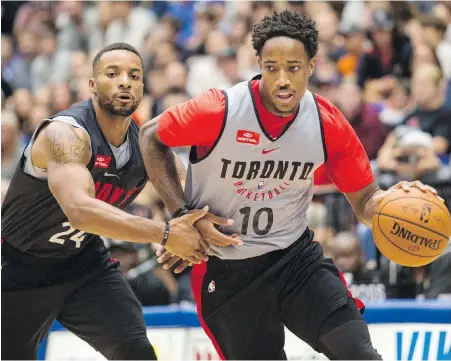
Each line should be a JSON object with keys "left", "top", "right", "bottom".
{"left": 239, "top": 207, "right": 274, "bottom": 236}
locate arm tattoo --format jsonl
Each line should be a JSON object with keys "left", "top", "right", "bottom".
{"left": 46, "top": 124, "right": 90, "bottom": 165}
{"left": 87, "top": 177, "right": 96, "bottom": 198}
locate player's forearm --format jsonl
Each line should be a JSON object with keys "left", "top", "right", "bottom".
{"left": 139, "top": 119, "right": 186, "bottom": 215}
{"left": 346, "top": 181, "right": 383, "bottom": 228}
{"left": 65, "top": 197, "right": 165, "bottom": 244}
{"left": 359, "top": 189, "right": 385, "bottom": 227}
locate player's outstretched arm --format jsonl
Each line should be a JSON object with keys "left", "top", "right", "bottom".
{"left": 139, "top": 116, "right": 242, "bottom": 246}
{"left": 42, "top": 121, "right": 207, "bottom": 263}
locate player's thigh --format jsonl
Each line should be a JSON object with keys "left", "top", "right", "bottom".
{"left": 1, "top": 287, "right": 63, "bottom": 360}
{"left": 204, "top": 288, "right": 286, "bottom": 360}
{"left": 57, "top": 267, "right": 153, "bottom": 360}
{"left": 280, "top": 258, "right": 350, "bottom": 349}
{"left": 195, "top": 265, "right": 286, "bottom": 361}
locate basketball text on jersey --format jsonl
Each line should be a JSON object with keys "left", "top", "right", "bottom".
{"left": 220, "top": 159, "right": 314, "bottom": 181}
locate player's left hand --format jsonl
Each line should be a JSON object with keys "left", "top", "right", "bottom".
{"left": 156, "top": 230, "right": 242, "bottom": 274}
{"left": 155, "top": 248, "right": 190, "bottom": 273}
{"left": 373, "top": 180, "right": 443, "bottom": 202}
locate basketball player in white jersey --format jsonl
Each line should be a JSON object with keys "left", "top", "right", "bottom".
{"left": 139, "top": 10, "right": 440, "bottom": 360}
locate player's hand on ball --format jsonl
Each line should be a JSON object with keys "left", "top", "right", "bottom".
{"left": 194, "top": 213, "right": 243, "bottom": 248}
{"left": 373, "top": 180, "right": 443, "bottom": 203}
{"left": 164, "top": 206, "right": 210, "bottom": 264}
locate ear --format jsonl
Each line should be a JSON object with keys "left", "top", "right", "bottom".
{"left": 257, "top": 56, "right": 262, "bottom": 70}
{"left": 308, "top": 57, "right": 316, "bottom": 78}
{"left": 89, "top": 78, "right": 96, "bottom": 95}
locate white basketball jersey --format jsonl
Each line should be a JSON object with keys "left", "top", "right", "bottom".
{"left": 184, "top": 81, "right": 326, "bottom": 259}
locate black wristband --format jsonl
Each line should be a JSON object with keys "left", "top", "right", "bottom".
{"left": 161, "top": 221, "right": 170, "bottom": 247}
{"left": 172, "top": 205, "right": 191, "bottom": 218}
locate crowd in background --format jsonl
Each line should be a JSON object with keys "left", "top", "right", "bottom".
{"left": 2, "top": 1, "right": 451, "bottom": 306}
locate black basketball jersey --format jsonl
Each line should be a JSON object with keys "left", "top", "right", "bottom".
{"left": 1, "top": 99, "right": 147, "bottom": 258}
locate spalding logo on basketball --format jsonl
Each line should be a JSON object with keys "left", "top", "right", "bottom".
{"left": 372, "top": 188, "right": 451, "bottom": 267}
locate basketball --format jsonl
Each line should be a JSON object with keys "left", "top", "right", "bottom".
{"left": 372, "top": 188, "right": 451, "bottom": 267}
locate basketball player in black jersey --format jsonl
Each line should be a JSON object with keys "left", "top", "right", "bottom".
{"left": 1, "top": 42, "right": 239, "bottom": 360}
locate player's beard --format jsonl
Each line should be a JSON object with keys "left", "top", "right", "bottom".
{"left": 98, "top": 94, "right": 140, "bottom": 117}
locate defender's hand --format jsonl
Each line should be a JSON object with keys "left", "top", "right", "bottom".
{"left": 164, "top": 207, "right": 210, "bottom": 264}
{"left": 194, "top": 213, "right": 243, "bottom": 248}
{"left": 156, "top": 248, "right": 191, "bottom": 274}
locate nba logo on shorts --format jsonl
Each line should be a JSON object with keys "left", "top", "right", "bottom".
{"left": 257, "top": 180, "right": 265, "bottom": 190}
{"left": 208, "top": 280, "right": 216, "bottom": 293}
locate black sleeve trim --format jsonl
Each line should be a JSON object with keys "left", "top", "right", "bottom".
{"left": 313, "top": 94, "right": 328, "bottom": 163}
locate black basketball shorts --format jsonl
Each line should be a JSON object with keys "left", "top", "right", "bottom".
{"left": 191, "top": 228, "right": 365, "bottom": 360}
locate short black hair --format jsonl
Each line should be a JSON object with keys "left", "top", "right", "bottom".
{"left": 92, "top": 42, "right": 143, "bottom": 73}
{"left": 252, "top": 10, "right": 319, "bottom": 59}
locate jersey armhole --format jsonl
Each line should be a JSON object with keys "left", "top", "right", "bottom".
{"left": 189, "top": 90, "right": 229, "bottom": 164}
{"left": 313, "top": 94, "right": 328, "bottom": 163}
{"left": 23, "top": 117, "right": 93, "bottom": 178}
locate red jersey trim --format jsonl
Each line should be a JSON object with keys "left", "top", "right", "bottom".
{"left": 248, "top": 76, "right": 299, "bottom": 142}
{"left": 189, "top": 90, "right": 229, "bottom": 164}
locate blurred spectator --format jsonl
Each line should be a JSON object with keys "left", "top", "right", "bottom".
{"left": 412, "top": 42, "right": 441, "bottom": 70}
{"left": 109, "top": 243, "right": 174, "bottom": 306}
{"left": 54, "top": 1, "right": 87, "bottom": 52}
{"left": 30, "top": 29, "right": 71, "bottom": 93}
{"left": 144, "top": 16, "right": 181, "bottom": 56}
{"left": 84, "top": 2, "right": 114, "bottom": 53}
{"left": 357, "top": 9, "right": 412, "bottom": 99}
{"left": 186, "top": 30, "right": 235, "bottom": 95}
{"left": 377, "top": 65, "right": 450, "bottom": 180}
{"left": 24, "top": 104, "right": 51, "bottom": 140}
{"left": 12, "top": 88, "right": 33, "bottom": 126}
{"left": 216, "top": 48, "right": 244, "bottom": 86}
{"left": 420, "top": 15, "right": 451, "bottom": 80}
{"left": 250, "top": 1, "right": 275, "bottom": 26}
{"left": 425, "top": 242, "right": 451, "bottom": 299}
{"left": 1, "top": 35, "right": 15, "bottom": 98}
{"left": 161, "top": 88, "right": 190, "bottom": 111}
{"left": 433, "top": 2, "right": 451, "bottom": 43}
{"left": 150, "top": 42, "right": 180, "bottom": 70}
{"left": 310, "top": 44, "right": 341, "bottom": 103}
{"left": 229, "top": 15, "right": 251, "bottom": 48}
{"left": 2, "top": 30, "right": 37, "bottom": 90}
{"left": 164, "top": 62, "right": 188, "bottom": 90}
{"left": 378, "top": 80, "right": 412, "bottom": 129}
{"left": 1, "top": 110, "right": 24, "bottom": 180}
{"left": 336, "top": 26, "right": 366, "bottom": 77}
{"left": 327, "top": 232, "right": 386, "bottom": 301}
{"left": 104, "top": 2, "right": 156, "bottom": 53}
{"left": 50, "top": 82, "right": 75, "bottom": 113}
{"left": 402, "top": 65, "right": 451, "bottom": 155}
{"left": 335, "top": 81, "right": 389, "bottom": 160}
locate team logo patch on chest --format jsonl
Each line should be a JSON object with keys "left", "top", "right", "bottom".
{"left": 94, "top": 155, "right": 112, "bottom": 169}
{"left": 236, "top": 130, "right": 260, "bottom": 145}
